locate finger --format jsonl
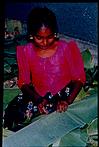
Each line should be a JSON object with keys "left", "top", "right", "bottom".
{"left": 42, "top": 107, "right": 49, "bottom": 114}
{"left": 62, "top": 106, "right": 66, "bottom": 112}
{"left": 63, "top": 104, "right": 68, "bottom": 111}
{"left": 57, "top": 105, "right": 62, "bottom": 113}
{"left": 38, "top": 105, "right": 44, "bottom": 114}
{"left": 57, "top": 104, "right": 67, "bottom": 112}
{"left": 60, "top": 105, "right": 64, "bottom": 112}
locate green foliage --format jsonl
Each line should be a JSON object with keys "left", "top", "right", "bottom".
{"left": 87, "top": 118, "right": 98, "bottom": 147}
{"left": 4, "top": 35, "right": 27, "bottom": 81}
{"left": 74, "top": 87, "right": 88, "bottom": 102}
{"left": 3, "top": 88, "right": 20, "bottom": 110}
{"left": 81, "top": 48, "right": 94, "bottom": 69}
{"left": 52, "top": 129, "right": 88, "bottom": 147}
{"left": 51, "top": 119, "right": 98, "bottom": 147}
{"left": 81, "top": 49, "right": 98, "bottom": 93}
{"left": 14, "top": 34, "right": 28, "bottom": 45}
{"left": 4, "top": 57, "right": 18, "bottom": 81}
{"left": 3, "top": 128, "right": 15, "bottom": 138}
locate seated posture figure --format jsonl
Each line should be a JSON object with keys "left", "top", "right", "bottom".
{"left": 4, "top": 7, "right": 86, "bottom": 131}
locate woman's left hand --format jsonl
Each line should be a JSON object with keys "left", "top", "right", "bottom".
{"left": 38, "top": 99, "right": 49, "bottom": 114}
{"left": 56, "top": 101, "right": 68, "bottom": 112}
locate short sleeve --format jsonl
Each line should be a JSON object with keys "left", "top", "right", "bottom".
{"left": 67, "top": 40, "right": 86, "bottom": 84}
{"left": 16, "top": 45, "right": 31, "bottom": 88}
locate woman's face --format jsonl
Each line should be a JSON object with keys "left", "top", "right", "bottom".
{"left": 33, "top": 25, "right": 56, "bottom": 50}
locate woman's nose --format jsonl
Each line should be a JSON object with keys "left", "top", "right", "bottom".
{"left": 43, "top": 39, "right": 47, "bottom": 46}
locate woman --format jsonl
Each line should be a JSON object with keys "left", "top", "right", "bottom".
{"left": 4, "top": 7, "right": 86, "bottom": 130}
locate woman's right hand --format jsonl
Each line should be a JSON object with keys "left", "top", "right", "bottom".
{"left": 38, "top": 99, "right": 49, "bottom": 114}
{"left": 56, "top": 100, "right": 68, "bottom": 112}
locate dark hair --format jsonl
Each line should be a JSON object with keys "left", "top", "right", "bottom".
{"left": 27, "top": 7, "right": 58, "bottom": 36}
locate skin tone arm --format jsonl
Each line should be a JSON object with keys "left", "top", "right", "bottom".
{"left": 56, "top": 80, "right": 83, "bottom": 112}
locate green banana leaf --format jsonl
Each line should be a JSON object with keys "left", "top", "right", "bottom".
{"left": 87, "top": 118, "right": 98, "bottom": 147}
{"left": 52, "top": 119, "right": 98, "bottom": 147}
{"left": 3, "top": 128, "right": 15, "bottom": 138}
{"left": 3, "top": 92, "right": 97, "bottom": 147}
{"left": 74, "top": 87, "right": 88, "bottom": 102}
{"left": 51, "top": 117, "right": 98, "bottom": 147}
{"left": 3, "top": 88, "right": 20, "bottom": 110}
{"left": 87, "top": 118, "right": 98, "bottom": 136}
{"left": 68, "top": 93, "right": 98, "bottom": 124}
{"left": 52, "top": 128, "right": 88, "bottom": 147}
{"left": 81, "top": 48, "right": 94, "bottom": 69}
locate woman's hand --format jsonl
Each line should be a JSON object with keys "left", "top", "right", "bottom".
{"left": 25, "top": 110, "right": 33, "bottom": 120}
{"left": 56, "top": 101, "right": 68, "bottom": 112}
{"left": 38, "top": 99, "right": 49, "bottom": 114}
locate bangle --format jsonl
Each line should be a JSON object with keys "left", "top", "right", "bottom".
{"left": 58, "top": 91, "right": 61, "bottom": 97}
{"left": 44, "top": 92, "right": 53, "bottom": 101}
{"left": 65, "top": 87, "right": 70, "bottom": 96}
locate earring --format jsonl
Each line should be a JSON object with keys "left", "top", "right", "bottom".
{"left": 54, "top": 33, "right": 59, "bottom": 39}
{"left": 29, "top": 35, "right": 33, "bottom": 40}
{"left": 54, "top": 33, "right": 57, "bottom": 38}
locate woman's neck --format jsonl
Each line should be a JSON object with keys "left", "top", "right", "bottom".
{"left": 34, "top": 41, "right": 58, "bottom": 58}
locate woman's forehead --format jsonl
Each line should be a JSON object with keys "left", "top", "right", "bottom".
{"left": 36, "top": 25, "right": 53, "bottom": 36}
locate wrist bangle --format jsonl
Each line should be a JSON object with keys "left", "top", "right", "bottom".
{"left": 65, "top": 87, "right": 70, "bottom": 96}
{"left": 44, "top": 92, "right": 53, "bottom": 101}
{"left": 58, "top": 91, "right": 61, "bottom": 97}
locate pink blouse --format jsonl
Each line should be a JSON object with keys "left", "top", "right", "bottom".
{"left": 16, "top": 39, "right": 86, "bottom": 97}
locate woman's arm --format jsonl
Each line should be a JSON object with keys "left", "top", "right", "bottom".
{"left": 64, "top": 80, "right": 83, "bottom": 105}
{"left": 56, "top": 40, "right": 86, "bottom": 112}
{"left": 56, "top": 80, "right": 83, "bottom": 112}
